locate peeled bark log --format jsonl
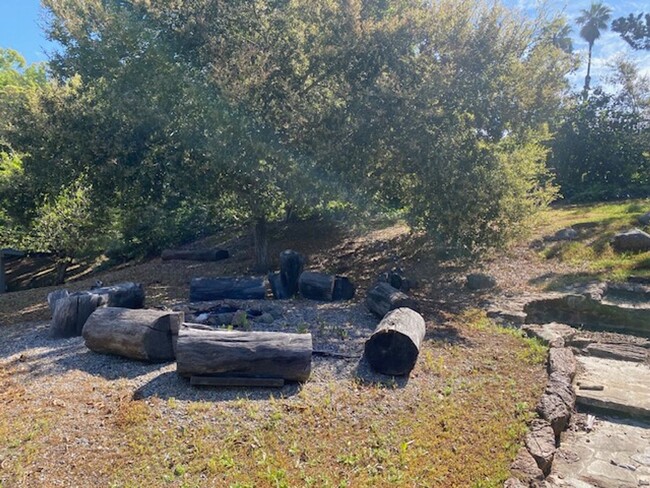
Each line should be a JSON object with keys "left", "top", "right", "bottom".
{"left": 83, "top": 307, "right": 184, "bottom": 362}
{"left": 51, "top": 292, "right": 106, "bottom": 338}
{"left": 161, "top": 249, "right": 229, "bottom": 261}
{"left": 190, "top": 277, "right": 266, "bottom": 301}
{"left": 366, "top": 282, "right": 418, "bottom": 318}
{"left": 280, "top": 250, "right": 304, "bottom": 297}
{"left": 364, "top": 307, "right": 426, "bottom": 376}
{"left": 91, "top": 282, "right": 145, "bottom": 308}
{"left": 176, "top": 328, "right": 312, "bottom": 382}
{"left": 299, "top": 272, "right": 355, "bottom": 301}
{"left": 47, "top": 289, "right": 70, "bottom": 313}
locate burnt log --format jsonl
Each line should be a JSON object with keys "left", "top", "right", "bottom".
{"left": 83, "top": 307, "right": 183, "bottom": 362}
{"left": 364, "top": 307, "right": 426, "bottom": 376}
{"left": 161, "top": 248, "right": 229, "bottom": 262}
{"left": 190, "top": 277, "right": 266, "bottom": 301}
{"left": 280, "top": 250, "right": 304, "bottom": 297}
{"left": 176, "top": 328, "right": 312, "bottom": 382}
{"left": 51, "top": 292, "right": 105, "bottom": 338}
{"left": 91, "top": 282, "right": 145, "bottom": 308}
{"left": 298, "top": 272, "right": 355, "bottom": 301}
{"left": 268, "top": 272, "right": 291, "bottom": 299}
{"left": 366, "top": 282, "right": 418, "bottom": 318}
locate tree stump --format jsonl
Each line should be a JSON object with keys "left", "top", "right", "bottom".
{"left": 47, "top": 289, "right": 70, "bottom": 313}
{"left": 176, "top": 328, "right": 312, "bottom": 382}
{"left": 280, "top": 250, "right": 304, "bottom": 297}
{"left": 299, "top": 272, "right": 355, "bottom": 301}
{"left": 190, "top": 277, "right": 267, "bottom": 301}
{"left": 161, "top": 249, "right": 229, "bottom": 261}
{"left": 366, "top": 282, "right": 418, "bottom": 318}
{"left": 51, "top": 292, "right": 106, "bottom": 338}
{"left": 83, "top": 307, "right": 184, "bottom": 362}
{"left": 364, "top": 307, "right": 426, "bottom": 375}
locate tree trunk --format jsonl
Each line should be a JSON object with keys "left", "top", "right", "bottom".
{"left": 83, "top": 307, "right": 184, "bottom": 362}
{"left": 190, "top": 276, "right": 267, "bottom": 301}
{"left": 253, "top": 216, "right": 269, "bottom": 273}
{"left": 0, "top": 253, "right": 6, "bottom": 294}
{"left": 50, "top": 292, "right": 106, "bottom": 338}
{"left": 366, "top": 282, "right": 418, "bottom": 318}
{"left": 584, "top": 42, "right": 593, "bottom": 94}
{"left": 161, "top": 248, "right": 229, "bottom": 262}
{"left": 364, "top": 307, "right": 426, "bottom": 376}
{"left": 54, "top": 259, "right": 69, "bottom": 285}
{"left": 176, "top": 327, "right": 312, "bottom": 382}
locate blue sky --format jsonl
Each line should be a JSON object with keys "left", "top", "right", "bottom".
{"left": 0, "top": 0, "right": 648, "bottom": 89}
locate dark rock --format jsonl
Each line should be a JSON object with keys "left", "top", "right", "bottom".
{"left": 511, "top": 446, "right": 545, "bottom": 482}
{"left": 525, "top": 419, "right": 557, "bottom": 475}
{"left": 547, "top": 348, "right": 576, "bottom": 383}
{"left": 584, "top": 343, "right": 647, "bottom": 362}
{"left": 611, "top": 228, "right": 650, "bottom": 253}
{"left": 466, "top": 273, "right": 497, "bottom": 290}
{"left": 546, "top": 228, "right": 578, "bottom": 242}
{"left": 522, "top": 323, "right": 577, "bottom": 348}
{"left": 638, "top": 212, "right": 650, "bottom": 226}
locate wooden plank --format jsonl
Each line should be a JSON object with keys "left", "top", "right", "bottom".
{"left": 190, "top": 376, "right": 285, "bottom": 388}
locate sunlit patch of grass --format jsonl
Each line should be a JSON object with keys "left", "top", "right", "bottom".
{"left": 536, "top": 199, "right": 650, "bottom": 284}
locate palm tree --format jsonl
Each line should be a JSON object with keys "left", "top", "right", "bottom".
{"left": 576, "top": 2, "right": 612, "bottom": 92}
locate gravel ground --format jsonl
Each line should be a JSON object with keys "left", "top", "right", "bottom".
{"left": 0, "top": 299, "right": 388, "bottom": 404}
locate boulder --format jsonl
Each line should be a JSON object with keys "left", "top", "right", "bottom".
{"left": 466, "top": 273, "right": 497, "bottom": 290}
{"left": 638, "top": 212, "right": 650, "bottom": 226}
{"left": 504, "top": 478, "right": 528, "bottom": 488}
{"left": 611, "top": 228, "right": 650, "bottom": 253}
{"left": 547, "top": 348, "right": 576, "bottom": 383}
{"left": 546, "top": 228, "right": 578, "bottom": 242}
{"left": 525, "top": 419, "right": 556, "bottom": 475}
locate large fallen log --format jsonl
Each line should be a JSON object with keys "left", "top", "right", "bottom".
{"left": 176, "top": 328, "right": 312, "bottom": 382}
{"left": 51, "top": 292, "right": 105, "bottom": 338}
{"left": 364, "top": 307, "right": 426, "bottom": 376}
{"left": 190, "top": 277, "right": 267, "bottom": 301}
{"left": 83, "top": 307, "right": 184, "bottom": 362}
{"left": 366, "top": 282, "right": 418, "bottom": 318}
{"left": 161, "top": 248, "right": 229, "bottom": 262}
{"left": 91, "top": 282, "right": 145, "bottom": 308}
{"left": 298, "top": 272, "right": 355, "bottom": 301}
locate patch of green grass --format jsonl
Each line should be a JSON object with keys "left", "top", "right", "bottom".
{"left": 537, "top": 199, "right": 650, "bottom": 285}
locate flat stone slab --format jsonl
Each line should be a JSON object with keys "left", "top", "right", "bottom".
{"left": 548, "top": 416, "right": 650, "bottom": 488}
{"left": 575, "top": 356, "right": 650, "bottom": 419}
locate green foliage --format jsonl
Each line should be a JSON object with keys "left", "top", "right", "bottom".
{"left": 612, "top": 13, "right": 650, "bottom": 50}
{"left": 30, "top": 178, "right": 105, "bottom": 259}
{"left": 550, "top": 60, "right": 650, "bottom": 202}
{"left": 2, "top": 0, "right": 573, "bottom": 261}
